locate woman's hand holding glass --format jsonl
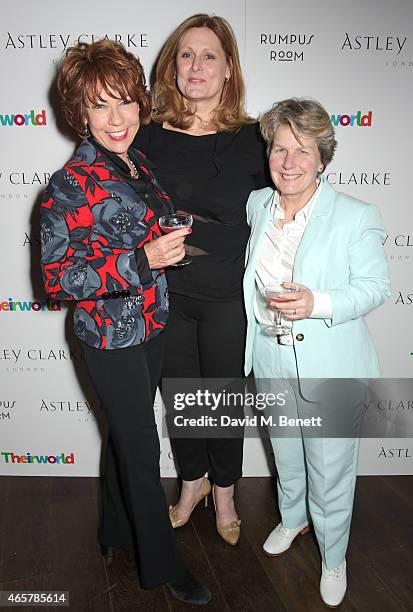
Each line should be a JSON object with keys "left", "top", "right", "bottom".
{"left": 264, "top": 282, "right": 296, "bottom": 336}
{"left": 268, "top": 282, "right": 314, "bottom": 321}
{"left": 159, "top": 214, "right": 193, "bottom": 265}
{"left": 144, "top": 227, "right": 191, "bottom": 269}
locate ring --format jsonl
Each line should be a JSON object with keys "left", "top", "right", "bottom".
{"left": 293, "top": 308, "right": 296, "bottom": 315}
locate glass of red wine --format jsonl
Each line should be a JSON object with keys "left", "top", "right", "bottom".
{"left": 159, "top": 213, "right": 193, "bottom": 266}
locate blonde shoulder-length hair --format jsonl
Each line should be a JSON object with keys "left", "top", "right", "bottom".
{"left": 153, "top": 14, "right": 255, "bottom": 132}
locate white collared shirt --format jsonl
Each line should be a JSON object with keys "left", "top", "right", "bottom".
{"left": 254, "top": 182, "right": 332, "bottom": 338}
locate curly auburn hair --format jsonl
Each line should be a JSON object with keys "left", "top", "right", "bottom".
{"left": 57, "top": 39, "right": 152, "bottom": 137}
{"left": 153, "top": 14, "right": 255, "bottom": 132}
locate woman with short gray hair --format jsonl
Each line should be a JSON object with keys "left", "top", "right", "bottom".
{"left": 243, "top": 98, "right": 390, "bottom": 607}
{"left": 260, "top": 97, "right": 336, "bottom": 165}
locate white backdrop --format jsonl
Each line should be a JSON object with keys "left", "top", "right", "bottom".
{"left": 0, "top": 0, "right": 412, "bottom": 476}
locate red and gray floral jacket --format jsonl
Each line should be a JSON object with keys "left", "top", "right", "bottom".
{"left": 40, "top": 138, "right": 173, "bottom": 350}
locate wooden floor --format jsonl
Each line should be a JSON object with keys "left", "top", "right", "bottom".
{"left": 0, "top": 476, "right": 412, "bottom": 611}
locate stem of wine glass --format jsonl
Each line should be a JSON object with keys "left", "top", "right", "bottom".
{"left": 275, "top": 310, "right": 282, "bottom": 325}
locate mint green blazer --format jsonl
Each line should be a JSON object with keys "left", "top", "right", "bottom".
{"left": 243, "top": 181, "right": 391, "bottom": 378}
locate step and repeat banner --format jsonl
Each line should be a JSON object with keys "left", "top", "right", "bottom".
{"left": 0, "top": 0, "right": 412, "bottom": 476}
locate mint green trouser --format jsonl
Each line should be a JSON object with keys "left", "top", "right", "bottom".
{"left": 252, "top": 329, "right": 360, "bottom": 569}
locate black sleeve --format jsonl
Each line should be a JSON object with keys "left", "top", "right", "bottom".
{"left": 134, "top": 247, "right": 153, "bottom": 287}
{"left": 132, "top": 122, "right": 152, "bottom": 155}
{"left": 251, "top": 122, "right": 272, "bottom": 189}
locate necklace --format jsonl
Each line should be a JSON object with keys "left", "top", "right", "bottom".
{"left": 126, "top": 154, "right": 139, "bottom": 179}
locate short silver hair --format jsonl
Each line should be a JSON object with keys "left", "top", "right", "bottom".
{"left": 260, "top": 98, "right": 337, "bottom": 169}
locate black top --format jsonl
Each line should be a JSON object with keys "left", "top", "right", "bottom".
{"left": 133, "top": 121, "right": 270, "bottom": 301}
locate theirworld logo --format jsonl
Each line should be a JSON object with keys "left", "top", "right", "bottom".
{"left": 1, "top": 451, "right": 75, "bottom": 464}
{"left": 0, "top": 109, "right": 46, "bottom": 127}
{"left": 0, "top": 298, "right": 61, "bottom": 312}
{"left": 330, "top": 111, "right": 372, "bottom": 127}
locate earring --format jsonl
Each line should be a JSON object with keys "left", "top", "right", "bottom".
{"left": 84, "top": 124, "right": 90, "bottom": 137}
{"left": 173, "top": 75, "right": 177, "bottom": 80}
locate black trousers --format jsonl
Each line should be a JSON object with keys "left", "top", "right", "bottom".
{"left": 162, "top": 293, "right": 245, "bottom": 487}
{"left": 81, "top": 334, "right": 185, "bottom": 589}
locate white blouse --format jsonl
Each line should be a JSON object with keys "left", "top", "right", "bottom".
{"left": 254, "top": 182, "right": 332, "bottom": 342}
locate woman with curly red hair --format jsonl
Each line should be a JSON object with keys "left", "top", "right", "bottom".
{"left": 40, "top": 39, "right": 210, "bottom": 605}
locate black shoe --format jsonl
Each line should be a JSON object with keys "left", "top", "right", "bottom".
{"left": 166, "top": 571, "right": 211, "bottom": 605}
{"left": 101, "top": 545, "right": 114, "bottom": 566}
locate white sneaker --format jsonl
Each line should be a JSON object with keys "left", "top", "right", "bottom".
{"left": 263, "top": 522, "right": 310, "bottom": 556}
{"left": 320, "top": 559, "right": 347, "bottom": 608}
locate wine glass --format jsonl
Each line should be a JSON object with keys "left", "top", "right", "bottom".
{"left": 264, "top": 281, "right": 297, "bottom": 337}
{"left": 159, "top": 213, "right": 193, "bottom": 266}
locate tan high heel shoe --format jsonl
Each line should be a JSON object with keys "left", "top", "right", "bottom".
{"left": 169, "top": 477, "right": 211, "bottom": 528}
{"left": 212, "top": 486, "right": 241, "bottom": 546}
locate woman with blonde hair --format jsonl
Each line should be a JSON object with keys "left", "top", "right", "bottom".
{"left": 135, "top": 14, "right": 269, "bottom": 544}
